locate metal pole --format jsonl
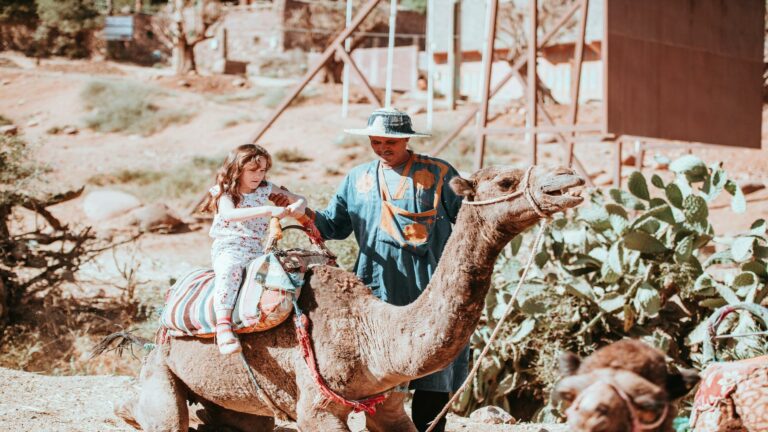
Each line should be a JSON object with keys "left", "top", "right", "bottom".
{"left": 426, "top": 0, "right": 435, "bottom": 131}
{"left": 249, "top": 0, "right": 382, "bottom": 143}
{"left": 528, "top": 0, "right": 538, "bottom": 166}
{"left": 335, "top": 47, "right": 383, "bottom": 107}
{"left": 566, "top": 0, "right": 589, "bottom": 166}
{"left": 473, "top": 0, "right": 498, "bottom": 170}
{"left": 385, "top": 0, "right": 398, "bottom": 108}
{"left": 341, "top": 0, "right": 353, "bottom": 118}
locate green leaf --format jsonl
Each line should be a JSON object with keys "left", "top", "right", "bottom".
{"left": 670, "top": 155, "right": 707, "bottom": 181}
{"left": 510, "top": 318, "right": 536, "bottom": 343}
{"left": 741, "top": 261, "right": 768, "bottom": 278}
{"left": 564, "top": 280, "right": 597, "bottom": 302}
{"left": 683, "top": 195, "right": 708, "bottom": 223}
{"left": 627, "top": 172, "right": 650, "bottom": 201}
{"left": 651, "top": 174, "right": 665, "bottom": 189}
{"left": 633, "top": 284, "right": 661, "bottom": 316}
{"left": 750, "top": 219, "right": 766, "bottom": 236}
{"left": 705, "top": 167, "right": 728, "bottom": 202}
{"left": 606, "top": 204, "right": 629, "bottom": 234}
{"left": 599, "top": 292, "right": 626, "bottom": 313}
{"left": 703, "top": 250, "right": 734, "bottom": 268}
{"left": 693, "top": 273, "right": 715, "bottom": 293}
{"left": 665, "top": 183, "right": 684, "bottom": 208}
{"left": 534, "top": 251, "right": 549, "bottom": 268}
{"left": 508, "top": 234, "right": 523, "bottom": 255}
{"left": 713, "top": 281, "right": 741, "bottom": 305}
{"left": 731, "top": 237, "right": 756, "bottom": 262}
{"left": 608, "top": 242, "right": 623, "bottom": 273}
{"left": 578, "top": 206, "right": 611, "bottom": 231}
{"left": 674, "top": 235, "right": 694, "bottom": 263}
{"left": 725, "top": 180, "right": 746, "bottom": 214}
{"left": 624, "top": 231, "right": 668, "bottom": 254}
{"left": 496, "top": 374, "right": 518, "bottom": 396}
{"left": 733, "top": 272, "right": 758, "bottom": 300}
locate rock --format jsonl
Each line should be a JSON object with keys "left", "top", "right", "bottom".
{"left": 622, "top": 154, "right": 636, "bottom": 166}
{"left": 125, "top": 203, "right": 186, "bottom": 232}
{"left": 593, "top": 172, "right": 615, "bottom": 186}
{"left": 469, "top": 406, "right": 516, "bottom": 425}
{"left": 26, "top": 119, "right": 38, "bottom": 127}
{"left": 0, "top": 125, "right": 17, "bottom": 136}
{"left": 178, "top": 79, "right": 191, "bottom": 87}
{"left": 232, "top": 77, "right": 247, "bottom": 87}
{"left": 1, "top": 80, "right": 10, "bottom": 86}
{"left": 61, "top": 126, "right": 78, "bottom": 135}
{"left": 740, "top": 181, "right": 766, "bottom": 195}
{"left": 82, "top": 190, "right": 142, "bottom": 222}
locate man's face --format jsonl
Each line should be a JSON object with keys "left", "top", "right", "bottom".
{"left": 369, "top": 136, "right": 410, "bottom": 167}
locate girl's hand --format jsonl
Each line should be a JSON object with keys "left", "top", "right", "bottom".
{"left": 270, "top": 206, "right": 288, "bottom": 219}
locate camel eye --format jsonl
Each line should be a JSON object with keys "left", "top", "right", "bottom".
{"left": 595, "top": 404, "right": 610, "bottom": 415}
{"left": 497, "top": 178, "right": 516, "bottom": 190}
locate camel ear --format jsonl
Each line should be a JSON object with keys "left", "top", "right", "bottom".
{"left": 559, "top": 352, "right": 581, "bottom": 376}
{"left": 665, "top": 367, "right": 700, "bottom": 399}
{"left": 450, "top": 176, "right": 475, "bottom": 198}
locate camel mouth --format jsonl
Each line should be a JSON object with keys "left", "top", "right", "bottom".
{"left": 540, "top": 174, "right": 586, "bottom": 208}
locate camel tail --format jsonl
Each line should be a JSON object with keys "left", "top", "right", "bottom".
{"left": 90, "top": 330, "right": 154, "bottom": 360}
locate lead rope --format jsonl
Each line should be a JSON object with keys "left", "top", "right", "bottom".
{"left": 425, "top": 220, "right": 548, "bottom": 432}
{"left": 568, "top": 381, "right": 670, "bottom": 431}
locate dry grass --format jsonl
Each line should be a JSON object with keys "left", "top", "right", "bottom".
{"left": 81, "top": 80, "right": 194, "bottom": 136}
{"left": 274, "top": 148, "right": 313, "bottom": 163}
{"left": 86, "top": 155, "right": 221, "bottom": 203}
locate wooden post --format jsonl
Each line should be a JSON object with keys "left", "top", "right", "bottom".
{"left": 528, "top": 0, "right": 538, "bottom": 165}
{"left": 473, "top": 0, "right": 499, "bottom": 170}
{"left": 431, "top": 2, "right": 580, "bottom": 156}
{"left": 566, "top": 0, "right": 589, "bottom": 167}
{"left": 614, "top": 139, "right": 623, "bottom": 188}
{"left": 249, "top": 0, "right": 383, "bottom": 144}
{"left": 447, "top": 0, "right": 461, "bottom": 111}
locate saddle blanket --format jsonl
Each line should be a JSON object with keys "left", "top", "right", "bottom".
{"left": 159, "top": 253, "right": 316, "bottom": 337}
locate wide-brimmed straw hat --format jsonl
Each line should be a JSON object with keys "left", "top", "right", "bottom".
{"left": 344, "top": 108, "right": 430, "bottom": 138}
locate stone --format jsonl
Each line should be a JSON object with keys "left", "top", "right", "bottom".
{"left": 232, "top": 77, "right": 247, "bottom": 87}
{"left": 1, "top": 80, "right": 10, "bottom": 86}
{"left": 740, "top": 181, "right": 766, "bottom": 195}
{"left": 469, "top": 406, "right": 516, "bottom": 425}
{"left": 0, "top": 125, "right": 18, "bottom": 136}
{"left": 82, "top": 190, "right": 142, "bottom": 222}
{"left": 61, "top": 126, "right": 78, "bottom": 135}
{"left": 26, "top": 119, "right": 38, "bottom": 127}
{"left": 622, "top": 154, "right": 637, "bottom": 166}
{"left": 125, "top": 203, "right": 186, "bottom": 232}
{"left": 178, "top": 80, "right": 191, "bottom": 87}
{"left": 593, "top": 172, "right": 615, "bottom": 186}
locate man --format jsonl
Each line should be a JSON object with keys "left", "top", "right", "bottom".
{"left": 307, "top": 108, "right": 468, "bottom": 432}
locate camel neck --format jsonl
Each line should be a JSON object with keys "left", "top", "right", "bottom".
{"left": 380, "top": 206, "right": 518, "bottom": 380}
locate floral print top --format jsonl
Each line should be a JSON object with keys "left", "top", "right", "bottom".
{"left": 209, "top": 182, "right": 273, "bottom": 253}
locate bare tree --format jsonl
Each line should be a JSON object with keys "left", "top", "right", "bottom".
{"left": 155, "top": 0, "right": 225, "bottom": 75}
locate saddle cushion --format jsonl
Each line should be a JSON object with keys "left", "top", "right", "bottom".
{"left": 159, "top": 252, "right": 328, "bottom": 337}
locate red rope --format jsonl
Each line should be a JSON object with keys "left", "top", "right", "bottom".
{"left": 293, "top": 313, "right": 388, "bottom": 415}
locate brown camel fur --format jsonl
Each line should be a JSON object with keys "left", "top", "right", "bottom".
{"left": 110, "top": 165, "right": 585, "bottom": 432}
{"left": 554, "top": 339, "right": 700, "bottom": 432}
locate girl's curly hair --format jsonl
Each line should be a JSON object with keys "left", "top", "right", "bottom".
{"left": 200, "top": 144, "right": 273, "bottom": 214}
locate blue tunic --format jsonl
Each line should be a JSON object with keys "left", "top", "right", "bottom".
{"left": 314, "top": 152, "right": 470, "bottom": 393}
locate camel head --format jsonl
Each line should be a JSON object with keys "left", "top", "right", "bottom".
{"left": 554, "top": 368, "right": 668, "bottom": 432}
{"left": 450, "top": 165, "right": 585, "bottom": 235}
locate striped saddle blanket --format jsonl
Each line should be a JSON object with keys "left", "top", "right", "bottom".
{"left": 159, "top": 251, "right": 332, "bottom": 337}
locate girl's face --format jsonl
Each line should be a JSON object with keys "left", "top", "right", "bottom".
{"left": 238, "top": 158, "right": 268, "bottom": 193}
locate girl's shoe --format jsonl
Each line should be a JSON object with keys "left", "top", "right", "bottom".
{"left": 215, "top": 321, "right": 242, "bottom": 355}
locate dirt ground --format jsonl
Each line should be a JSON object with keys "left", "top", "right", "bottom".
{"left": 1, "top": 52, "right": 767, "bottom": 431}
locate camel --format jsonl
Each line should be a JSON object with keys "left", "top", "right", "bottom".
{"left": 101, "top": 165, "right": 585, "bottom": 432}
{"left": 554, "top": 339, "right": 700, "bottom": 432}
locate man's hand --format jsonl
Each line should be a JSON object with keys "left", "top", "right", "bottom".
{"left": 269, "top": 193, "right": 292, "bottom": 207}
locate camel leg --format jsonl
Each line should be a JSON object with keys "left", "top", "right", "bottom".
{"left": 295, "top": 389, "right": 351, "bottom": 432}
{"left": 195, "top": 401, "right": 275, "bottom": 432}
{"left": 365, "top": 391, "right": 417, "bottom": 432}
{"left": 116, "top": 348, "right": 189, "bottom": 432}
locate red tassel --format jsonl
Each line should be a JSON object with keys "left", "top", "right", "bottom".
{"left": 294, "top": 314, "right": 388, "bottom": 415}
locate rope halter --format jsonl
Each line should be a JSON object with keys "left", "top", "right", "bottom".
{"left": 567, "top": 380, "right": 670, "bottom": 432}
{"left": 461, "top": 166, "right": 548, "bottom": 218}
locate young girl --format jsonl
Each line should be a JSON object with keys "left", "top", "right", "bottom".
{"left": 201, "top": 144, "right": 306, "bottom": 355}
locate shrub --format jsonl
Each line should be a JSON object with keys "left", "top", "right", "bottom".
{"left": 81, "top": 80, "right": 193, "bottom": 136}
{"left": 458, "top": 156, "right": 766, "bottom": 419}
{"left": 34, "top": 0, "right": 100, "bottom": 58}
{"left": 274, "top": 148, "right": 312, "bottom": 163}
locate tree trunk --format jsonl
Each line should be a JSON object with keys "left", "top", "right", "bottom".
{"left": 0, "top": 276, "right": 7, "bottom": 328}
{"left": 173, "top": 37, "right": 197, "bottom": 75}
